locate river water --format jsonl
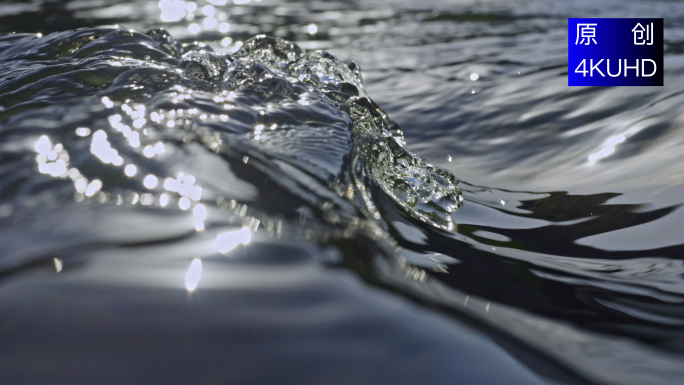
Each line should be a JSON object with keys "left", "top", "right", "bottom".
{"left": 1, "top": 1, "right": 683, "bottom": 384}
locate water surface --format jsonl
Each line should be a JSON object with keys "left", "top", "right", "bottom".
{"left": 1, "top": 1, "right": 684, "bottom": 384}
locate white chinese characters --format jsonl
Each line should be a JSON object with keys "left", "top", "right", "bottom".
{"left": 632, "top": 23, "right": 654, "bottom": 45}
{"left": 575, "top": 23, "right": 597, "bottom": 45}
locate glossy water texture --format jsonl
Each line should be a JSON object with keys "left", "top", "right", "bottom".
{"left": 1, "top": 1, "right": 684, "bottom": 384}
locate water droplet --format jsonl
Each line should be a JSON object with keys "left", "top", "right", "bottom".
{"left": 53, "top": 258, "right": 63, "bottom": 273}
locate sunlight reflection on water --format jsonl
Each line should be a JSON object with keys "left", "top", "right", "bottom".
{"left": 214, "top": 227, "right": 251, "bottom": 254}
{"left": 185, "top": 258, "right": 202, "bottom": 291}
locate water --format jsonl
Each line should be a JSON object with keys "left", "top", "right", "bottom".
{"left": 0, "top": 1, "right": 683, "bottom": 384}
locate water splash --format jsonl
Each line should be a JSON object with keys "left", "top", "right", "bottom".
{"left": 234, "top": 35, "right": 463, "bottom": 230}
{"left": 0, "top": 29, "right": 462, "bottom": 233}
